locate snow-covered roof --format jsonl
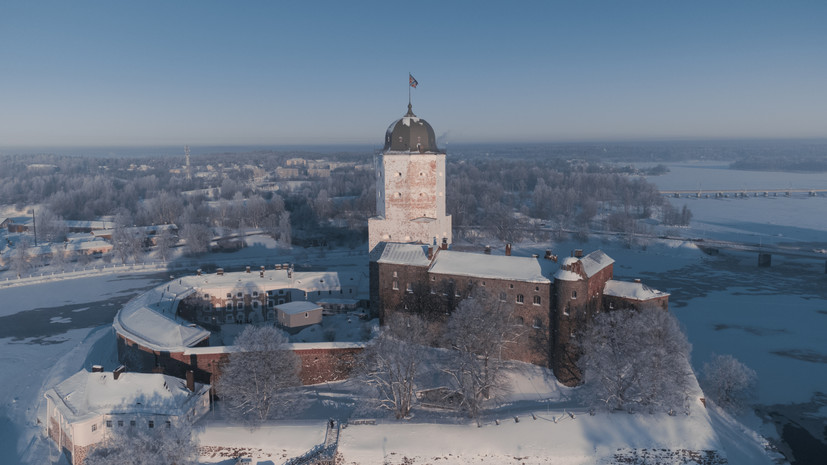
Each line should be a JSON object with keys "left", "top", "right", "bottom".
{"left": 374, "top": 242, "right": 432, "bottom": 267}
{"left": 113, "top": 285, "right": 210, "bottom": 351}
{"left": 429, "top": 250, "right": 553, "bottom": 283}
{"left": 603, "top": 280, "right": 670, "bottom": 301}
{"left": 180, "top": 269, "right": 362, "bottom": 295}
{"left": 553, "top": 269, "right": 582, "bottom": 282}
{"left": 580, "top": 250, "right": 614, "bottom": 278}
{"left": 44, "top": 370, "right": 209, "bottom": 424}
{"left": 114, "top": 269, "right": 365, "bottom": 351}
{"left": 276, "top": 301, "right": 322, "bottom": 315}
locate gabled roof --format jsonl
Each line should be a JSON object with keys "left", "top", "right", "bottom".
{"left": 580, "top": 250, "right": 614, "bottom": 278}
{"left": 429, "top": 250, "right": 553, "bottom": 283}
{"left": 44, "top": 370, "right": 209, "bottom": 424}
{"left": 603, "top": 280, "right": 670, "bottom": 301}
{"left": 373, "top": 242, "right": 432, "bottom": 267}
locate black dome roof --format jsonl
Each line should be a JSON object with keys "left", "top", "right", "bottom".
{"left": 383, "top": 104, "right": 439, "bottom": 153}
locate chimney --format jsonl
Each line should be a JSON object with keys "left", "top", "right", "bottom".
{"left": 186, "top": 370, "right": 195, "bottom": 392}
{"left": 544, "top": 249, "right": 552, "bottom": 260}
{"left": 260, "top": 266, "right": 265, "bottom": 278}
{"left": 196, "top": 269, "right": 202, "bottom": 276}
{"left": 113, "top": 365, "right": 126, "bottom": 380}
{"left": 505, "top": 243, "right": 512, "bottom": 256}
{"left": 634, "top": 278, "right": 641, "bottom": 283}
{"left": 91, "top": 365, "right": 104, "bottom": 373}
{"left": 245, "top": 266, "right": 251, "bottom": 273}
{"left": 441, "top": 238, "right": 448, "bottom": 250}
{"left": 427, "top": 246, "right": 434, "bottom": 260}
{"left": 532, "top": 254, "right": 538, "bottom": 258}
{"left": 574, "top": 249, "right": 583, "bottom": 258}
{"left": 287, "top": 267, "right": 293, "bottom": 279}
{"left": 484, "top": 245, "right": 491, "bottom": 255}
{"left": 216, "top": 268, "right": 224, "bottom": 276}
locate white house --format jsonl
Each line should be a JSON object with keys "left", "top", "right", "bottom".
{"left": 44, "top": 367, "right": 210, "bottom": 464}
{"left": 276, "top": 301, "right": 323, "bottom": 330}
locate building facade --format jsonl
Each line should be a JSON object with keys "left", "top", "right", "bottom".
{"left": 368, "top": 106, "right": 670, "bottom": 385}
{"left": 368, "top": 104, "right": 452, "bottom": 252}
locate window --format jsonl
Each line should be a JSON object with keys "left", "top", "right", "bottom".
{"left": 533, "top": 317, "right": 542, "bottom": 329}
{"left": 165, "top": 421, "right": 171, "bottom": 429}
{"left": 252, "top": 301, "right": 259, "bottom": 309}
{"left": 431, "top": 276, "right": 436, "bottom": 281}
{"left": 509, "top": 284, "right": 514, "bottom": 289}
{"left": 533, "top": 295, "right": 542, "bottom": 305}
{"left": 406, "top": 282, "right": 413, "bottom": 293}
{"left": 393, "top": 271, "right": 398, "bottom": 278}
{"left": 237, "top": 292, "right": 242, "bottom": 298}
{"left": 516, "top": 294, "right": 524, "bottom": 304}
{"left": 106, "top": 420, "right": 112, "bottom": 428}
{"left": 252, "top": 291, "right": 258, "bottom": 297}
{"left": 130, "top": 420, "right": 136, "bottom": 427}
{"left": 393, "top": 280, "right": 399, "bottom": 290}
{"left": 91, "top": 424, "right": 97, "bottom": 432}
{"left": 535, "top": 286, "right": 540, "bottom": 292}
{"left": 278, "top": 299, "right": 285, "bottom": 305}
{"left": 268, "top": 300, "right": 274, "bottom": 308}
{"left": 148, "top": 420, "right": 154, "bottom": 428}
{"left": 499, "top": 292, "right": 507, "bottom": 302}
{"left": 237, "top": 302, "right": 244, "bottom": 310}
{"left": 226, "top": 293, "right": 232, "bottom": 298}
{"left": 571, "top": 290, "right": 577, "bottom": 299}
{"left": 481, "top": 281, "right": 486, "bottom": 286}
{"left": 225, "top": 300, "right": 232, "bottom": 308}
{"left": 203, "top": 294, "right": 209, "bottom": 299}
{"left": 349, "top": 288, "right": 352, "bottom": 294}
{"left": 304, "top": 312, "right": 309, "bottom": 318}
{"left": 118, "top": 420, "right": 123, "bottom": 427}
{"left": 278, "top": 289, "right": 285, "bottom": 295}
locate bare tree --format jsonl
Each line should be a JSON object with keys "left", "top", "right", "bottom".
{"left": 180, "top": 223, "right": 211, "bottom": 256}
{"left": 702, "top": 354, "right": 757, "bottom": 411}
{"left": 216, "top": 326, "right": 302, "bottom": 426}
{"left": 577, "top": 306, "right": 693, "bottom": 413}
{"left": 357, "top": 313, "right": 429, "bottom": 419}
{"left": 441, "top": 290, "right": 516, "bottom": 421}
{"left": 11, "top": 237, "right": 32, "bottom": 278}
{"left": 155, "top": 227, "right": 176, "bottom": 262}
{"left": 277, "top": 211, "right": 292, "bottom": 247}
{"left": 84, "top": 420, "right": 199, "bottom": 465}
{"left": 35, "top": 207, "right": 68, "bottom": 243}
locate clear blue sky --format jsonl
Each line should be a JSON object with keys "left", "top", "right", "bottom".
{"left": 2, "top": 0, "right": 826, "bottom": 147}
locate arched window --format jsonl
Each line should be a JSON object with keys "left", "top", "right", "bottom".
{"left": 533, "top": 295, "right": 542, "bottom": 305}
{"left": 516, "top": 294, "right": 524, "bottom": 304}
{"left": 499, "top": 292, "right": 507, "bottom": 302}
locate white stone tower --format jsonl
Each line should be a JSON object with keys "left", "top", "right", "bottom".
{"left": 368, "top": 103, "right": 452, "bottom": 252}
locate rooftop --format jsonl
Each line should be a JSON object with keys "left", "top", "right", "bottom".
{"left": 429, "top": 250, "right": 554, "bottom": 283}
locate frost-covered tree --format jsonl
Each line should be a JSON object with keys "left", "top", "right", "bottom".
{"left": 84, "top": 420, "right": 198, "bottom": 465}
{"left": 155, "top": 227, "right": 176, "bottom": 262}
{"left": 702, "top": 353, "right": 757, "bottom": 411}
{"left": 441, "top": 290, "right": 517, "bottom": 421}
{"left": 180, "top": 223, "right": 211, "bottom": 255}
{"left": 10, "top": 237, "right": 32, "bottom": 278}
{"left": 577, "top": 306, "right": 693, "bottom": 413}
{"left": 216, "top": 326, "right": 301, "bottom": 426}
{"left": 357, "top": 313, "right": 429, "bottom": 418}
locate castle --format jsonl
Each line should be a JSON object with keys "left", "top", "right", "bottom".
{"left": 369, "top": 104, "right": 669, "bottom": 385}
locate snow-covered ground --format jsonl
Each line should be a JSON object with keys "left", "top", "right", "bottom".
{"left": 2, "top": 162, "right": 824, "bottom": 464}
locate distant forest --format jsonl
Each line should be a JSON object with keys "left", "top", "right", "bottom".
{"left": 0, "top": 144, "right": 696, "bottom": 254}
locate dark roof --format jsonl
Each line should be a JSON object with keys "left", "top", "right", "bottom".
{"left": 383, "top": 104, "right": 440, "bottom": 153}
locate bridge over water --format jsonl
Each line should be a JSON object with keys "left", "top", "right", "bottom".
{"left": 660, "top": 188, "right": 827, "bottom": 198}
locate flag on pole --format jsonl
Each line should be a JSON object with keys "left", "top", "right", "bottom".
{"left": 409, "top": 74, "right": 418, "bottom": 88}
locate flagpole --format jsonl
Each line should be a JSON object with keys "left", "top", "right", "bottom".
{"left": 408, "top": 72, "right": 411, "bottom": 107}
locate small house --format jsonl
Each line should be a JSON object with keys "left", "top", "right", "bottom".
{"left": 276, "top": 301, "right": 323, "bottom": 331}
